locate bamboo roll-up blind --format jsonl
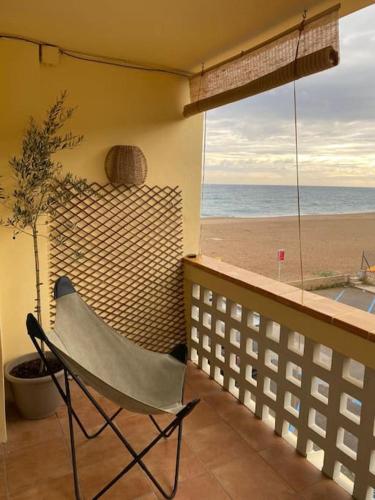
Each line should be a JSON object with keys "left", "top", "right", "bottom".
{"left": 184, "top": 5, "right": 339, "bottom": 117}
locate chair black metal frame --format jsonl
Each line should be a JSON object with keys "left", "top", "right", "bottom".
{"left": 26, "top": 313, "right": 199, "bottom": 500}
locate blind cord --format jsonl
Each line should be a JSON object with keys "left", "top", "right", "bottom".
{"left": 199, "top": 112, "right": 207, "bottom": 255}
{"left": 198, "top": 64, "right": 207, "bottom": 255}
{"left": 293, "top": 9, "right": 307, "bottom": 301}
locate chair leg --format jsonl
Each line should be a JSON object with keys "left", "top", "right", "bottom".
{"left": 64, "top": 369, "right": 81, "bottom": 500}
{"left": 93, "top": 419, "right": 184, "bottom": 500}
{"left": 136, "top": 420, "right": 184, "bottom": 499}
{"left": 169, "top": 421, "right": 183, "bottom": 498}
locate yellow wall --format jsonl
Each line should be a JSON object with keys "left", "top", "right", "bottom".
{"left": 0, "top": 248, "right": 6, "bottom": 442}
{"left": 0, "top": 38, "right": 203, "bottom": 438}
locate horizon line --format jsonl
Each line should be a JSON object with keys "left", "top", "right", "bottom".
{"left": 203, "top": 183, "right": 375, "bottom": 188}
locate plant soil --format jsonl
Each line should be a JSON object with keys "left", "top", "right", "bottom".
{"left": 10, "top": 358, "right": 63, "bottom": 379}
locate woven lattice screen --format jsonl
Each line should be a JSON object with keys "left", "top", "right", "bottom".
{"left": 49, "top": 183, "right": 185, "bottom": 352}
{"left": 184, "top": 5, "right": 339, "bottom": 117}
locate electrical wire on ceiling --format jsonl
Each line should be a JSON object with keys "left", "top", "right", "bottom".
{"left": 0, "top": 33, "right": 192, "bottom": 78}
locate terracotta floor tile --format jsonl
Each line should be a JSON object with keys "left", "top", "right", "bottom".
{"left": 56, "top": 383, "right": 86, "bottom": 419}
{"left": 5, "top": 403, "right": 64, "bottom": 453}
{"left": 187, "top": 421, "right": 255, "bottom": 469}
{"left": 259, "top": 438, "right": 322, "bottom": 491}
{"left": 60, "top": 412, "right": 198, "bottom": 483}
{"left": 212, "top": 455, "right": 297, "bottom": 500}
{"left": 155, "top": 472, "right": 230, "bottom": 500}
{"left": 185, "top": 372, "right": 221, "bottom": 397}
{"left": 300, "top": 478, "right": 352, "bottom": 500}
{"left": 58, "top": 414, "right": 95, "bottom": 446}
{"left": 58, "top": 407, "right": 123, "bottom": 446}
{"left": 79, "top": 457, "right": 154, "bottom": 500}
{"left": 8, "top": 460, "right": 168, "bottom": 500}
{"left": 73, "top": 429, "right": 133, "bottom": 470}
{"left": 91, "top": 392, "right": 120, "bottom": 415}
{"left": 203, "top": 389, "right": 243, "bottom": 418}
{"left": 114, "top": 415, "right": 166, "bottom": 451}
{"left": 8, "top": 439, "right": 164, "bottom": 499}
{"left": 9, "top": 474, "right": 74, "bottom": 499}
{"left": 143, "top": 438, "right": 205, "bottom": 487}
{"left": 5, "top": 437, "right": 71, "bottom": 495}
{"left": 185, "top": 362, "right": 206, "bottom": 380}
{"left": 182, "top": 401, "right": 220, "bottom": 435}
{"left": 117, "top": 413, "right": 161, "bottom": 435}
{"left": 73, "top": 420, "right": 205, "bottom": 494}
{"left": 0, "top": 455, "right": 7, "bottom": 500}
{"left": 63, "top": 382, "right": 107, "bottom": 406}
{"left": 58, "top": 389, "right": 121, "bottom": 430}
{"left": 59, "top": 404, "right": 146, "bottom": 448}
{"left": 141, "top": 435, "right": 185, "bottom": 468}
{"left": 224, "top": 406, "right": 277, "bottom": 451}
{"left": 182, "top": 384, "right": 199, "bottom": 402}
{"left": 72, "top": 419, "right": 189, "bottom": 469}
{"left": 4, "top": 364, "right": 353, "bottom": 500}
{"left": 80, "top": 444, "right": 198, "bottom": 500}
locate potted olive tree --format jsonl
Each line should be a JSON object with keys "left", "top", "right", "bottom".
{"left": 3, "top": 91, "right": 89, "bottom": 419}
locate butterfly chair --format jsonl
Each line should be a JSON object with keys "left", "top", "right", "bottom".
{"left": 26, "top": 277, "right": 199, "bottom": 500}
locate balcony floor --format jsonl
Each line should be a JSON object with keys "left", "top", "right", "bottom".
{"left": 1, "top": 363, "right": 350, "bottom": 500}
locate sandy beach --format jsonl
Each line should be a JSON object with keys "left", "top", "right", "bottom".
{"left": 201, "top": 213, "right": 375, "bottom": 282}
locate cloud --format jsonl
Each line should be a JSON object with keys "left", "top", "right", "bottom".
{"left": 205, "top": 4, "right": 375, "bottom": 186}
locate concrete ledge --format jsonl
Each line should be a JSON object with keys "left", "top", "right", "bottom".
{"left": 288, "top": 274, "right": 350, "bottom": 291}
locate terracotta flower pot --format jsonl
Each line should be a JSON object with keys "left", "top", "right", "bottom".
{"left": 4, "top": 352, "right": 64, "bottom": 419}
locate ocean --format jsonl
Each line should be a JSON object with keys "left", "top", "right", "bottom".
{"left": 201, "top": 184, "right": 375, "bottom": 218}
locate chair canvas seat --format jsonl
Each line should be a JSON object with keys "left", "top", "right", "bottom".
{"left": 47, "top": 289, "right": 186, "bottom": 415}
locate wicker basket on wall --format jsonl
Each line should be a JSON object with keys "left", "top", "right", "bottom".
{"left": 105, "top": 145, "right": 148, "bottom": 185}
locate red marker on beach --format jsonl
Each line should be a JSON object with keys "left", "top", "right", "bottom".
{"left": 277, "top": 249, "right": 285, "bottom": 262}
{"left": 277, "top": 249, "right": 285, "bottom": 280}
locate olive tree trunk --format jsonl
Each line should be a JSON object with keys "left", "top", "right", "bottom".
{"left": 32, "top": 225, "right": 45, "bottom": 360}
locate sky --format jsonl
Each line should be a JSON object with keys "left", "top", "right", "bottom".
{"left": 204, "top": 4, "right": 375, "bottom": 187}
